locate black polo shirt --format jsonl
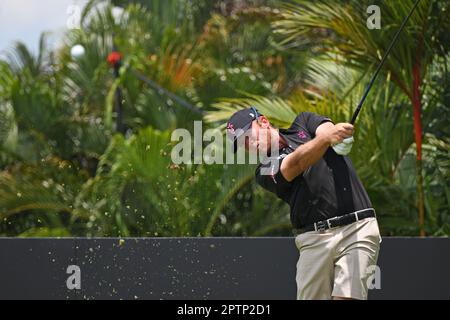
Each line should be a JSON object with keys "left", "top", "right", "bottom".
{"left": 255, "top": 112, "right": 372, "bottom": 229}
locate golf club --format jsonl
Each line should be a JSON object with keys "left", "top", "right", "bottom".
{"left": 350, "top": 0, "right": 421, "bottom": 125}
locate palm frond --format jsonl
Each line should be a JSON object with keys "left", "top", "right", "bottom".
{"left": 0, "top": 157, "right": 87, "bottom": 220}
{"left": 207, "top": 93, "right": 297, "bottom": 128}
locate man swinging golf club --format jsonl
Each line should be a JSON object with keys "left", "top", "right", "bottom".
{"left": 227, "top": 108, "right": 381, "bottom": 300}
{"left": 226, "top": 0, "right": 421, "bottom": 300}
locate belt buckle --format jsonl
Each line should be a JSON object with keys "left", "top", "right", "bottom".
{"left": 315, "top": 220, "right": 327, "bottom": 232}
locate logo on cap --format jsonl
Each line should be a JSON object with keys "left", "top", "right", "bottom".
{"left": 226, "top": 122, "right": 235, "bottom": 135}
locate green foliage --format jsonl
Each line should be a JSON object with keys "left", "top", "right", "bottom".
{"left": 0, "top": 0, "right": 448, "bottom": 237}
{"left": 73, "top": 127, "right": 255, "bottom": 237}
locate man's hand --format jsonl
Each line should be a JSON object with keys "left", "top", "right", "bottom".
{"left": 316, "top": 122, "right": 354, "bottom": 145}
{"left": 280, "top": 122, "right": 355, "bottom": 182}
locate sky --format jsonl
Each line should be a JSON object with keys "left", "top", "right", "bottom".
{"left": 0, "top": 0, "right": 89, "bottom": 56}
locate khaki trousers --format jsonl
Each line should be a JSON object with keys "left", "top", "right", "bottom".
{"left": 295, "top": 217, "right": 381, "bottom": 300}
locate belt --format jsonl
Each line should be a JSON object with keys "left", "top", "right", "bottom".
{"left": 293, "top": 208, "right": 376, "bottom": 235}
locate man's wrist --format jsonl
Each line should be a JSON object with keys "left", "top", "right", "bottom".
{"left": 315, "top": 133, "right": 332, "bottom": 147}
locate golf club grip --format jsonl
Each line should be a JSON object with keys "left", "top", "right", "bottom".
{"left": 350, "top": 0, "right": 421, "bottom": 125}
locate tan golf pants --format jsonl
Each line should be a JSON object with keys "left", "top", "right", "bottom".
{"left": 295, "top": 217, "right": 381, "bottom": 300}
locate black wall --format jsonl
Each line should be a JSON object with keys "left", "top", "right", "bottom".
{"left": 0, "top": 238, "right": 449, "bottom": 300}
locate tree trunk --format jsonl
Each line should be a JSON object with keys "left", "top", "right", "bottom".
{"left": 412, "top": 63, "right": 425, "bottom": 237}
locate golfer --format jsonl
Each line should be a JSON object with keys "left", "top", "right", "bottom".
{"left": 227, "top": 107, "right": 381, "bottom": 300}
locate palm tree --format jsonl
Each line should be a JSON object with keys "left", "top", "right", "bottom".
{"left": 1, "top": 0, "right": 447, "bottom": 237}
{"left": 0, "top": 0, "right": 293, "bottom": 236}
{"left": 71, "top": 127, "right": 258, "bottom": 236}
{"left": 272, "top": 0, "right": 450, "bottom": 236}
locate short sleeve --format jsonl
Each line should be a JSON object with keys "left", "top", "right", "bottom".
{"left": 255, "top": 156, "right": 292, "bottom": 202}
{"left": 302, "top": 112, "right": 332, "bottom": 136}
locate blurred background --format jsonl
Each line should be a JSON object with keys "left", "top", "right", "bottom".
{"left": 0, "top": 0, "right": 448, "bottom": 237}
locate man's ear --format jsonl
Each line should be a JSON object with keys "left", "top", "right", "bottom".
{"left": 258, "top": 115, "right": 270, "bottom": 128}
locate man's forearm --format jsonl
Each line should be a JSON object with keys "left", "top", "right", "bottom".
{"left": 280, "top": 135, "right": 331, "bottom": 182}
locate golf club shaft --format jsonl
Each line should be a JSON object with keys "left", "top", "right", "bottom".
{"left": 350, "top": 0, "right": 421, "bottom": 124}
